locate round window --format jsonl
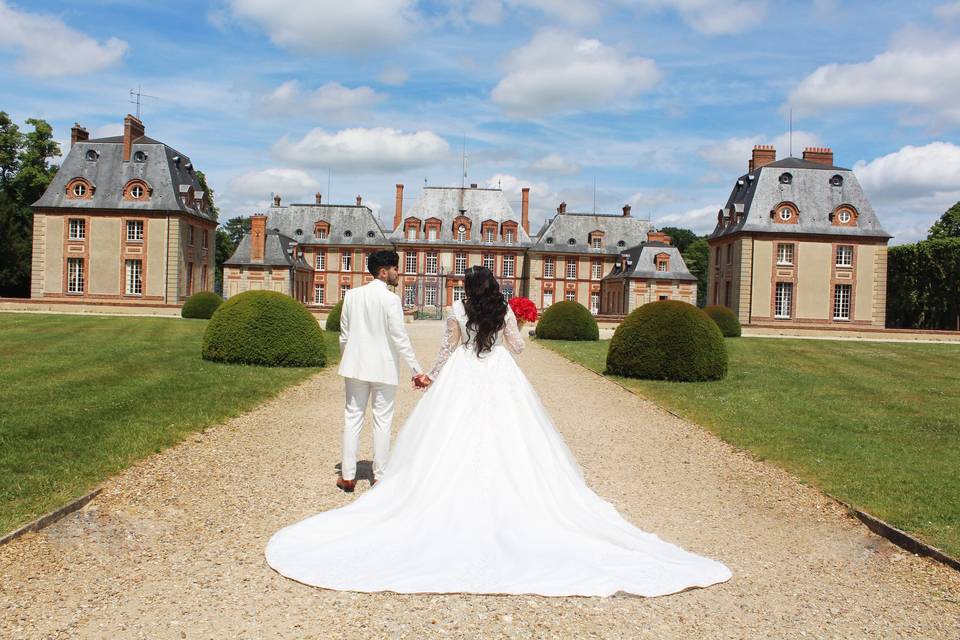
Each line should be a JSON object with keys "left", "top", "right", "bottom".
{"left": 567, "top": 238, "right": 576, "bottom": 245}
{"left": 830, "top": 174, "right": 843, "bottom": 187}
{"left": 72, "top": 182, "right": 86, "bottom": 197}
{"left": 367, "top": 230, "right": 376, "bottom": 238}
{"left": 779, "top": 208, "right": 792, "bottom": 221}
{"left": 545, "top": 237, "right": 554, "bottom": 244}
{"left": 779, "top": 172, "right": 792, "bottom": 184}
{"left": 344, "top": 230, "right": 353, "bottom": 237}
{"left": 617, "top": 240, "right": 626, "bottom": 247}
{"left": 295, "top": 228, "right": 303, "bottom": 236}
{"left": 131, "top": 185, "right": 144, "bottom": 199}
{"left": 838, "top": 210, "right": 851, "bottom": 224}
{"left": 133, "top": 151, "right": 147, "bottom": 162}
{"left": 85, "top": 150, "right": 98, "bottom": 161}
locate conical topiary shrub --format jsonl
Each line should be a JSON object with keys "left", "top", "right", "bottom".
{"left": 534, "top": 300, "right": 599, "bottom": 341}
{"left": 606, "top": 300, "right": 727, "bottom": 381}
{"left": 325, "top": 299, "right": 344, "bottom": 332}
{"left": 704, "top": 305, "right": 742, "bottom": 337}
{"left": 181, "top": 291, "right": 224, "bottom": 319}
{"left": 202, "top": 290, "right": 326, "bottom": 367}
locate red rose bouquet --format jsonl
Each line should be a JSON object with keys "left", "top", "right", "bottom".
{"left": 508, "top": 296, "right": 538, "bottom": 329}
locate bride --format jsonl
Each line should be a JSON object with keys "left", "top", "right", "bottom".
{"left": 266, "top": 266, "right": 731, "bottom": 597}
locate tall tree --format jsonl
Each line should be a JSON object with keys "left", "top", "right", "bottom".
{"left": 658, "top": 226, "right": 699, "bottom": 253}
{"left": 928, "top": 202, "right": 960, "bottom": 239}
{"left": 0, "top": 111, "right": 21, "bottom": 191}
{"left": 222, "top": 215, "right": 251, "bottom": 246}
{"left": 682, "top": 238, "right": 710, "bottom": 307}
{"left": 215, "top": 216, "right": 250, "bottom": 295}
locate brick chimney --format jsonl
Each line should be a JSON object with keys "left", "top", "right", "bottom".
{"left": 70, "top": 123, "right": 89, "bottom": 147}
{"left": 622, "top": 204, "right": 632, "bottom": 217}
{"left": 647, "top": 230, "right": 672, "bottom": 245}
{"left": 123, "top": 114, "right": 145, "bottom": 162}
{"left": 394, "top": 183, "right": 404, "bottom": 229}
{"left": 356, "top": 194, "right": 362, "bottom": 205}
{"left": 521, "top": 187, "right": 530, "bottom": 234}
{"left": 273, "top": 194, "right": 281, "bottom": 207}
{"left": 557, "top": 201, "right": 567, "bottom": 214}
{"left": 315, "top": 192, "right": 322, "bottom": 205}
{"left": 749, "top": 144, "right": 776, "bottom": 172}
{"left": 250, "top": 215, "right": 267, "bottom": 262}
{"left": 802, "top": 146, "right": 834, "bottom": 166}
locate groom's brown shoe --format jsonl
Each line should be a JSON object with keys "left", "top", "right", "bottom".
{"left": 336, "top": 477, "right": 356, "bottom": 493}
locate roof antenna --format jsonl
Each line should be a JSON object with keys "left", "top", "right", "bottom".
{"left": 128, "top": 84, "right": 157, "bottom": 120}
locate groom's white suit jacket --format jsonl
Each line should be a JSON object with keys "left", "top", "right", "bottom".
{"left": 337, "top": 279, "right": 423, "bottom": 386}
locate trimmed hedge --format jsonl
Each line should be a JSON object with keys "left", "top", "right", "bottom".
{"left": 535, "top": 301, "right": 599, "bottom": 341}
{"left": 181, "top": 291, "right": 223, "bottom": 319}
{"left": 704, "top": 305, "right": 742, "bottom": 337}
{"left": 606, "top": 300, "right": 727, "bottom": 381}
{"left": 325, "top": 299, "right": 344, "bottom": 332}
{"left": 202, "top": 290, "right": 327, "bottom": 367}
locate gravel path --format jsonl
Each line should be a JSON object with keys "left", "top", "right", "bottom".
{"left": 2, "top": 322, "right": 959, "bottom": 639}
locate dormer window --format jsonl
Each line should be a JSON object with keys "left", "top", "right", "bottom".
{"left": 457, "top": 224, "right": 466, "bottom": 242}
{"left": 73, "top": 183, "right": 86, "bottom": 197}
{"left": 66, "top": 178, "right": 93, "bottom": 200}
{"left": 830, "top": 174, "right": 843, "bottom": 187}
{"left": 344, "top": 230, "right": 353, "bottom": 238}
{"left": 838, "top": 210, "right": 851, "bottom": 224}
{"left": 505, "top": 229, "right": 514, "bottom": 244}
{"left": 592, "top": 237, "right": 601, "bottom": 249}
{"left": 131, "top": 185, "right": 144, "bottom": 199}
{"left": 617, "top": 240, "right": 626, "bottom": 247}
{"left": 567, "top": 238, "right": 576, "bottom": 245}
{"left": 123, "top": 180, "right": 151, "bottom": 201}
{"left": 85, "top": 150, "right": 98, "bottom": 161}
{"left": 779, "top": 172, "right": 792, "bottom": 185}
{"left": 295, "top": 228, "right": 303, "bottom": 237}
{"left": 832, "top": 205, "right": 858, "bottom": 227}
{"left": 133, "top": 151, "right": 147, "bottom": 163}
{"left": 367, "top": 231, "right": 376, "bottom": 238}
{"left": 545, "top": 237, "right": 554, "bottom": 244}
{"left": 655, "top": 253, "right": 670, "bottom": 272}
{"left": 779, "top": 208, "right": 791, "bottom": 221}
{"left": 773, "top": 202, "right": 799, "bottom": 224}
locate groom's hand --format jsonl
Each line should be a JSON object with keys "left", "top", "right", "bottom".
{"left": 412, "top": 373, "right": 432, "bottom": 389}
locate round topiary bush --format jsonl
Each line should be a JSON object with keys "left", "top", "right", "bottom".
{"left": 325, "top": 299, "right": 344, "bottom": 332}
{"left": 181, "top": 291, "right": 223, "bottom": 319}
{"left": 704, "top": 305, "right": 742, "bottom": 337}
{"left": 534, "top": 301, "right": 599, "bottom": 341}
{"left": 202, "top": 290, "right": 327, "bottom": 367}
{"left": 606, "top": 300, "right": 727, "bottom": 381}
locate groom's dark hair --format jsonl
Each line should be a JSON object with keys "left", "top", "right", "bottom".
{"left": 367, "top": 250, "right": 400, "bottom": 277}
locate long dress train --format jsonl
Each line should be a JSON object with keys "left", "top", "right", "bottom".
{"left": 265, "top": 301, "right": 731, "bottom": 596}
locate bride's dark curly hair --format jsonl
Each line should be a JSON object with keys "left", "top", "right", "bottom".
{"left": 462, "top": 266, "right": 507, "bottom": 356}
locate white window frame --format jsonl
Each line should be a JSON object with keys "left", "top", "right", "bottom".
{"left": 544, "top": 257, "right": 555, "bottom": 278}
{"left": 314, "top": 283, "right": 325, "bottom": 304}
{"left": 69, "top": 218, "right": 85, "bottom": 240}
{"left": 342, "top": 252, "right": 352, "bottom": 272}
{"left": 484, "top": 228, "right": 494, "bottom": 243}
{"left": 543, "top": 290, "right": 553, "bottom": 307}
{"left": 316, "top": 252, "right": 326, "bottom": 271}
{"left": 406, "top": 227, "right": 416, "bottom": 240}
{"left": 836, "top": 245, "right": 853, "bottom": 267}
{"left": 777, "top": 243, "right": 794, "bottom": 266}
{"left": 340, "top": 284, "right": 350, "bottom": 300}
{"left": 425, "top": 251, "right": 438, "bottom": 275}
{"left": 775, "top": 282, "right": 793, "bottom": 319}
{"left": 67, "top": 258, "right": 84, "bottom": 293}
{"left": 591, "top": 261, "right": 602, "bottom": 279}
{"left": 125, "top": 259, "right": 142, "bottom": 295}
{"left": 453, "top": 285, "right": 465, "bottom": 302}
{"left": 591, "top": 236, "right": 602, "bottom": 249}
{"left": 590, "top": 292, "right": 600, "bottom": 314}
{"left": 317, "top": 228, "right": 328, "bottom": 240}
{"left": 427, "top": 227, "right": 438, "bottom": 241}
{"left": 779, "top": 207, "right": 793, "bottom": 222}
{"left": 503, "top": 255, "right": 515, "bottom": 278}
{"left": 454, "top": 253, "right": 466, "bottom": 275}
{"left": 565, "top": 290, "right": 576, "bottom": 302}
{"left": 657, "top": 260, "right": 668, "bottom": 272}
{"left": 425, "top": 286, "right": 437, "bottom": 306}
{"left": 403, "top": 286, "right": 416, "bottom": 306}
{"left": 457, "top": 225, "right": 466, "bottom": 242}
{"left": 833, "top": 284, "right": 851, "bottom": 320}
{"left": 130, "top": 184, "right": 144, "bottom": 199}
{"left": 126, "top": 220, "right": 144, "bottom": 242}
{"left": 482, "top": 253, "right": 495, "bottom": 271}
{"left": 72, "top": 182, "right": 86, "bottom": 197}
{"left": 838, "top": 210, "right": 852, "bottom": 224}
{"left": 405, "top": 252, "right": 417, "bottom": 273}
{"left": 505, "top": 230, "right": 515, "bottom": 244}
{"left": 566, "top": 258, "right": 577, "bottom": 280}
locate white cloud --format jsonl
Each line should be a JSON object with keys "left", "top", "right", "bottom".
{"left": 649, "top": 204, "right": 718, "bottom": 235}
{"left": 787, "top": 38, "right": 960, "bottom": 125}
{"left": 378, "top": 67, "right": 409, "bottom": 86}
{"left": 0, "top": 0, "right": 127, "bottom": 77}
{"left": 273, "top": 127, "right": 451, "bottom": 173}
{"left": 228, "top": 168, "right": 323, "bottom": 201}
{"left": 698, "top": 130, "right": 823, "bottom": 173}
{"left": 636, "top": 0, "right": 767, "bottom": 35}
{"left": 491, "top": 30, "right": 660, "bottom": 118}
{"left": 486, "top": 173, "right": 559, "bottom": 228}
{"left": 227, "top": 0, "right": 419, "bottom": 53}
{"left": 92, "top": 123, "right": 124, "bottom": 139}
{"left": 934, "top": 1, "right": 960, "bottom": 20}
{"left": 259, "top": 81, "right": 383, "bottom": 121}
{"left": 529, "top": 153, "right": 581, "bottom": 175}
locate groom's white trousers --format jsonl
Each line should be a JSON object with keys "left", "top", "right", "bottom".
{"left": 342, "top": 378, "right": 397, "bottom": 481}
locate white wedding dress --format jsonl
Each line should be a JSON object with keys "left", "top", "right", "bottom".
{"left": 266, "top": 301, "right": 731, "bottom": 597}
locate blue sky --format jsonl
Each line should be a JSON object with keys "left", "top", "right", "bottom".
{"left": 2, "top": 0, "right": 960, "bottom": 243}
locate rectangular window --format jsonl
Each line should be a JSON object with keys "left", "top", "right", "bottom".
{"left": 457, "top": 226, "right": 466, "bottom": 242}
{"left": 425, "top": 251, "right": 438, "bottom": 275}
{"left": 317, "top": 228, "right": 328, "bottom": 240}
{"left": 403, "top": 286, "right": 416, "bottom": 306}
{"left": 482, "top": 253, "right": 495, "bottom": 271}
{"left": 455, "top": 253, "right": 466, "bottom": 275}
{"left": 126, "top": 220, "right": 144, "bottom": 242}
{"left": 591, "top": 261, "right": 602, "bottom": 279}
{"left": 836, "top": 245, "right": 853, "bottom": 267}
{"left": 405, "top": 252, "right": 417, "bottom": 273}
{"left": 314, "top": 284, "right": 325, "bottom": 304}
{"left": 566, "top": 258, "right": 577, "bottom": 279}
{"left": 503, "top": 255, "right": 515, "bottom": 277}
{"left": 725, "top": 281, "right": 731, "bottom": 306}
{"left": 543, "top": 290, "right": 553, "bottom": 307}
{"left": 453, "top": 285, "right": 465, "bottom": 302}
{"left": 775, "top": 282, "right": 793, "bottom": 319}
{"left": 342, "top": 252, "right": 352, "bottom": 272}
{"left": 657, "top": 260, "right": 668, "bottom": 272}
{"left": 714, "top": 247, "right": 720, "bottom": 268}
{"left": 834, "top": 284, "right": 851, "bottom": 320}
{"left": 590, "top": 292, "right": 600, "bottom": 314}
{"left": 725, "top": 244, "right": 732, "bottom": 265}
{"left": 484, "top": 229, "right": 494, "bottom": 243}
{"left": 543, "top": 256, "right": 555, "bottom": 278}
{"left": 565, "top": 290, "right": 576, "bottom": 302}
{"left": 69, "top": 218, "right": 85, "bottom": 240}
{"left": 188, "top": 225, "right": 195, "bottom": 246}
{"left": 406, "top": 227, "right": 416, "bottom": 240}
{"left": 505, "top": 230, "right": 514, "bottom": 244}
{"left": 67, "top": 258, "right": 84, "bottom": 293}
{"left": 777, "top": 243, "right": 794, "bottom": 266}
{"left": 125, "top": 259, "right": 142, "bottom": 295}
{"left": 591, "top": 236, "right": 602, "bottom": 249}
{"left": 340, "top": 284, "right": 350, "bottom": 300}
{"left": 202, "top": 229, "right": 209, "bottom": 249}
{"left": 425, "top": 286, "right": 437, "bottom": 306}
{"left": 316, "top": 252, "right": 326, "bottom": 271}
{"left": 427, "top": 227, "right": 438, "bottom": 241}
{"left": 186, "top": 262, "right": 194, "bottom": 295}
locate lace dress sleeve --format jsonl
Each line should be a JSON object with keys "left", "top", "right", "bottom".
{"left": 503, "top": 306, "right": 525, "bottom": 355}
{"left": 427, "top": 316, "right": 462, "bottom": 381}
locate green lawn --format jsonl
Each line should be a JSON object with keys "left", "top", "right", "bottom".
{"left": 537, "top": 336, "right": 960, "bottom": 558}
{"left": 0, "top": 313, "right": 339, "bottom": 536}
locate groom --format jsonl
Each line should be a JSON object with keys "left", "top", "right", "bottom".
{"left": 336, "top": 250, "right": 431, "bottom": 492}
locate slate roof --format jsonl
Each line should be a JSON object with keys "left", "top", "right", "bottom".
{"left": 262, "top": 203, "right": 393, "bottom": 246}
{"left": 388, "top": 186, "right": 532, "bottom": 246}
{"left": 604, "top": 242, "right": 697, "bottom": 282}
{"left": 33, "top": 135, "right": 214, "bottom": 222}
{"left": 709, "top": 157, "right": 891, "bottom": 240}
{"left": 531, "top": 212, "right": 653, "bottom": 255}
{"left": 224, "top": 230, "right": 311, "bottom": 269}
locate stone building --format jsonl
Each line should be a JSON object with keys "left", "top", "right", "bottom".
{"left": 527, "top": 203, "right": 652, "bottom": 313}
{"left": 223, "top": 193, "right": 392, "bottom": 304}
{"left": 30, "top": 115, "right": 217, "bottom": 307}
{"left": 708, "top": 145, "right": 891, "bottom": 328}
{"left": 600, "top": 230, "right": 698, "bottom": 314}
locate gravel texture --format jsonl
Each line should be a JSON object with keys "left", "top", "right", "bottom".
{"left": 2, "top": 322, "right": 958, "bottom": 639}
